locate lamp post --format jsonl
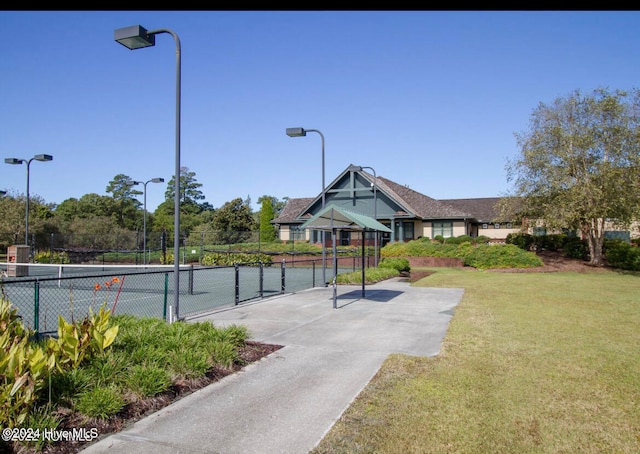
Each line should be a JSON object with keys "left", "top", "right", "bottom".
{"left": 130, "top": 178, "right": 164, "bottom": 265}
{"left": 348, "top": 165, "right": 378, "bottom": 267}
{"left": 4, "top": 154, "right": 53, "bottom": 250}
{"left": 286, "top": 127, "right": 327, "bottom": 285}
{"left": 115, "top": 25, "right": 182, "bottom": 322}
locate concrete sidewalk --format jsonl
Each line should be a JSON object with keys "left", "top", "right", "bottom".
{"left": 81, "top": 278, "right": 464, "bottom": 454}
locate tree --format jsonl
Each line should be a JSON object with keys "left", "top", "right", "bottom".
{"left": 501, "top": 87, "right": 640, "bottom": 266}
{"left": 0, "top": 192, "right": 57, "bottom": 250}
{"left": 211, "top": 197, "right": 256, "bottom": 244}
{"left": 106, "top": 174, "right": 142, "bottom": 202}
{"left": 106, "top": 174, "right": 142, "bottom": 230}
{"left": 257, "top": 195, "right": 287, "bottom": 219}
{"left": 164, "top": 167, "right": 205, "bottom": 206}
{"left": 259, "top": 196, "right": 276, "bottom": 243}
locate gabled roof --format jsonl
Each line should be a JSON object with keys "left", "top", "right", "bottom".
{"left": 300, "top": 204, "right": 392, "bottom": 232}
{"left": 272, "top": 166, "right": 509, "bottom": 224}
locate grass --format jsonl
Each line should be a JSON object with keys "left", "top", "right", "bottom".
{"left": 312, "top": 267, "right": 640, "bottom": 453}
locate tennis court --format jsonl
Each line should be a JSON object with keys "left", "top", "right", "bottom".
{"left": 0, "top": 260, "right": 348, "bottom": 334}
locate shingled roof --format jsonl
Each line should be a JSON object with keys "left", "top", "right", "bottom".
{"left": 438, "top": 197, "right": 504, "bottom": 222}
{"left": 376, "top": 176, "right": 474, "bottom": 219}
{"left": 273, "top": 197, "right": 314, "bottom": 224}
{"left": 272, "top": 170, "right": 508, "bottom": 224}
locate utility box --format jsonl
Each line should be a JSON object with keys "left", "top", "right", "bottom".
{"left": 7, "top": 245, "right": 29, "bottom": 277}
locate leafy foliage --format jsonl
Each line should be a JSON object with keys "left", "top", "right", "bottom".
{"left": 382, "top": 237, "right": 543, "bottom": 269}
{"left": 201, "top": 252, "right": 273, "bottom": 266}
{"left": 210, "top": 197, "right": 257, "bottom": 244}
{"left": 603, "top": 239, "right": 640, "bottom": 271}
{"left": 501, "top": 87, "right": 640, "bottom": 266}
{"left": 378, "top": 257, "right": 411, "bottom": 272}
{"left": 335, "top": 267, "right": 400, "bottom": 284}
{"left": 259, "top": 196, "right": 277, "bottom": 243}
{"left": 0, "top": 297, "right": 55, "bottom": 428}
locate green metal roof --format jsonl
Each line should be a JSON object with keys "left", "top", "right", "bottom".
{"left": 299, "top": 204, "right": 392, "bottom": 232}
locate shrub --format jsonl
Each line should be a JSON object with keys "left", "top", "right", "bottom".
{"left": 335, "top": 267, "right": 399, "bottom": 284}
{"left": 378, "top": 257, "right": 410, "bottom": 273}
{"left": 533, "top": 234, "right": 565, "bottom": 251}
{"left": 443, "top": 235, "right": 473, "bottom": 245}
{"left": 562, "top": 236, "right": 589, "bottom": 260}
{"left": 461, "top": 244, "right": 543, "bottom": 270}
{"left": 201, "top": 252, "right": 273, "bottom": 266}
{"left": 33, "top": 250, "right": 70, "bottom": 264}
{"left": 506, "top": 232, "right": 534, "bottom": 250}
{"left": 603, "top": 239, "right": 640, "bottom": 271}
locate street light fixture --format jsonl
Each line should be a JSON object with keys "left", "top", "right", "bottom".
{"left": 4, "top": 154, "right": 53, "bottom": 250}
{"left": 130, "top": 178, "right": 164, "bottom": 265}
{"left": 348, "top": 165, "right": 379, "bottom": 267}
{"left": 286, "top": 127, "right": 327, "bottom": 285}
{"left": 115, "top": 24, "right": 182, "bottom": 322}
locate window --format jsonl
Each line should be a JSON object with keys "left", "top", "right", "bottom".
{"left": 340, "top": 230, "right": 350, "bottom": 246}
{"left": 432, "top": 221, "right": 453, "bottom": 238}
{"left": 494, "top": 223, "right": 500, "bottom": 229}
{"left": 506, "top": 223, "right": 513, "bottom": 229}
{"left": 482, "top": 223, "right": 488, "bottom": 229}
{"left": 393, "top": 221, "right": 415, "bottom": 241}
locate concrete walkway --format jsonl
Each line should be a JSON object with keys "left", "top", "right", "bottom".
{"left": 81, "top": 278, "right": 464, "bottom": 454}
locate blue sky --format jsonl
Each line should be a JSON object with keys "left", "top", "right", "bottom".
{"left": 1, "top": 11, "right": 639, "bottom": 212}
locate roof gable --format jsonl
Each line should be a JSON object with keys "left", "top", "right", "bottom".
{"left": 273, "top": 166, "right": 514, "bottom": 224}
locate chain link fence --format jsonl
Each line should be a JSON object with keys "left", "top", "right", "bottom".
{"left": 0, "top": 257, "right": 365, "bottom": 336}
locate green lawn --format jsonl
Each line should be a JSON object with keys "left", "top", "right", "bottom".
{"left": 312, "top": 267, "right": 640, "bottom": 453}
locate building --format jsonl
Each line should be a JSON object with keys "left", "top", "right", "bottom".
{"left": 273, "top": 165, "right": 520, "bottom": 246}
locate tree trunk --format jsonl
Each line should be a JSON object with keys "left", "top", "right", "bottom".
{"left": 583, "top": 218, "right": 606, "bottom": 266}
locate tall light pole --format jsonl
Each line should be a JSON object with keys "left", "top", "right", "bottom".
{"left": 4, "top": 154, "right": 53, "bottom": 250}
{"left": 115, "top": 25, "right": 182, "bottom": 322}
{"left": 130, "top": 178, "right": 164, "bottom": 265}
{"left": 286, "top": 127, "right": 327, "bottom": 285}
{"left": 348, "top": 165, "right": 378, "bottom": 267}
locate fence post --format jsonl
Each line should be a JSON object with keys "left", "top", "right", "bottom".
{"left": 281, "top": 259, "right": 285, "bottom": 294}
{"left": 34, "top": 281, "right": 40, "bottom": 334}
{"left": 163, "top": 273, "right": 169, "bottom": 321}
{"left": 235, "top": 264, "right": 240, "bottom": 305}
{"left": 259, "top": 262, "right": 264, "bottom": 298}
{"left": 188, "top": 264, "right": 194, "bottom": 295}
{"left": 312, "top": 260, "right": 316, "bottom": 288}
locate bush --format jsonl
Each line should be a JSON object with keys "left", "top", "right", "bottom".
{"left": 562, "top": 236, "right": 589, "bottom": 260}
{"left": 533, "top": 234, "right": 565, "bottom": 251}
{"left": 378, "top": 257, "right": 410, "bottom": 273}
{"left": 461, "top": 244, "right": 543, "bottom": 270}
{"left": 381, "top": 239, "right": 543, "bottom": 270}
{"left": 443, "top": 235, "right": 473, "bottom": 245}
{"left": 201, "top": 252, "right": 273, "bottom": 266}
{"left": 604, "top": 239, "right": 640, "bottom": 271}
{"left": 506, "top": 232, "right": 534, "bottom": 250}
{"left": 335, "top": 267, "right": 400, "bottom": 284}
{"left": 33, "top": 250, "right": 70, "bottom": 264}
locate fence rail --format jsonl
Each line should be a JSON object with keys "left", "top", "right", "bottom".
{"left": 0, "top": 258, "right": 361, "bottom": 335}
